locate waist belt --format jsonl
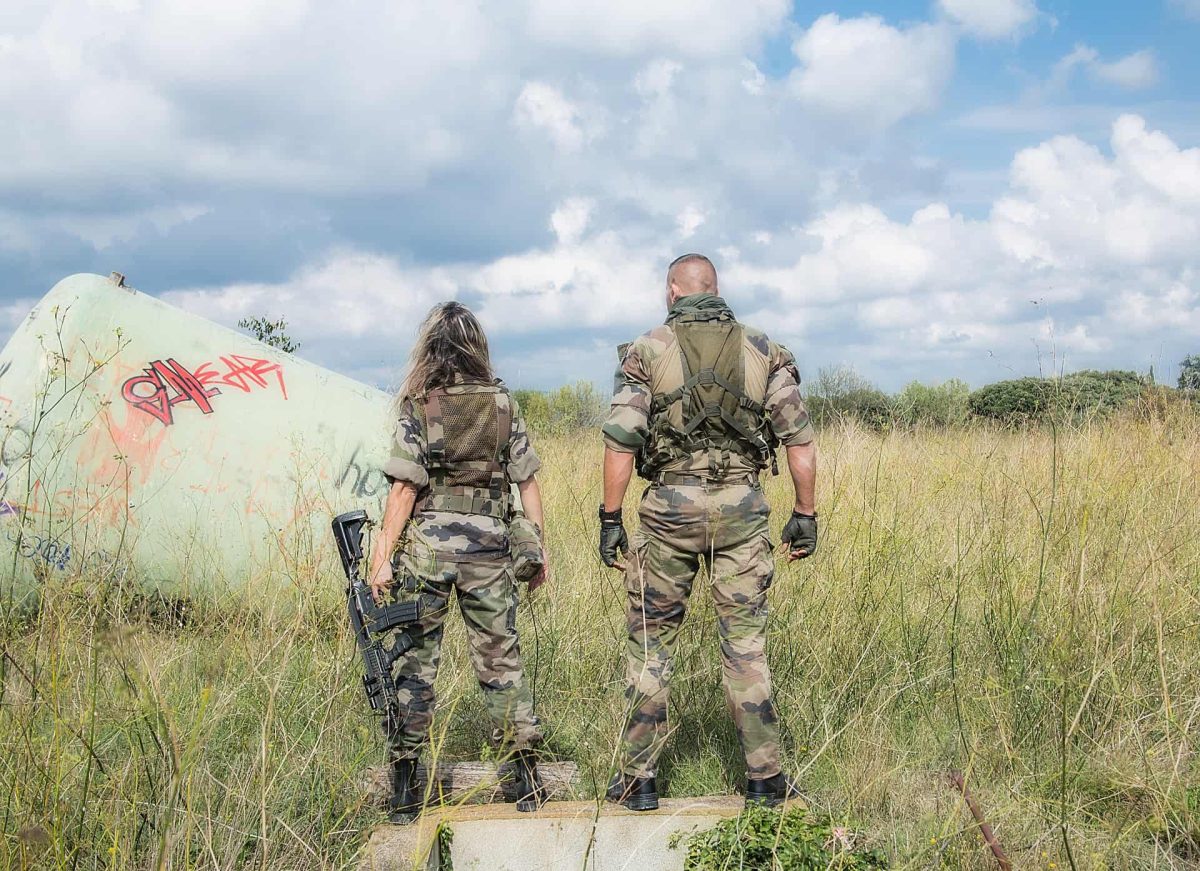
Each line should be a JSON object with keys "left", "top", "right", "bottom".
{"left": 656, "top": 472, "right": 759, "bottom": 487}
{"left": 421, "top": 489, "right": 510, "bottom": 518}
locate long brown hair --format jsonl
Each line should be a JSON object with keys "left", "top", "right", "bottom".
{"left": 399, "top": 302, "right": 494, "bottom": 401}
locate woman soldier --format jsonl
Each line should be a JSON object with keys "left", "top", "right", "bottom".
{"left": 367, "top": 301, "right": 549, "bottom": 823}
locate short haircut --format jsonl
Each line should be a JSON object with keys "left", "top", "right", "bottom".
{"left": 667, "top": 253, "right": 718, "bottom": 294}
{"left": 667, "top": 253, "right": 716, "bottom": 276}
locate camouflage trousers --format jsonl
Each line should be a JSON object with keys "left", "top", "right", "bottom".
{"left": 620, "top": 480, "right": 781, "bottom": 780}
{"left": 387, "top": 554, "right": 542, "bottom": 759}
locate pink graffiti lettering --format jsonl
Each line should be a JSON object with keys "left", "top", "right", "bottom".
{"left": 121, "top": 359, "right": 220, "bottom": 426}
{"left": 194, "top": 355, "right": 289, "bottom": 399}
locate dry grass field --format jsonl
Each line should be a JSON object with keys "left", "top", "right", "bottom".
{"left": 2, "top": 410, "right": 1198, "bottom": 869}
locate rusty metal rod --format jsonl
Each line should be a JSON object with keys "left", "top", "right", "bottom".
{"left": 948, "top": 770, "right": 1012, "bottom": 871}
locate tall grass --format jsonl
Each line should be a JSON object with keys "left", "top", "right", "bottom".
{"left": 2, "top": 409, "right": 1198, "bottom": 869}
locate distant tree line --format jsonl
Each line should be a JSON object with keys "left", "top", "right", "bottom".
{"left": 250, "top": 311, "right": 1198, "bottom": 433}
{"left": 806, "top": 360, "right": 1199, "bottom": 430}
{"left": 513, "top": 355, "right": 1200, "bottom": 435}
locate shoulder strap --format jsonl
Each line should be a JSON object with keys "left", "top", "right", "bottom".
{"left": 423, "top": 389, "right": 447, "bottom": 465}
{"left": 494, "top": 387, "right": 513, "bottom": 460}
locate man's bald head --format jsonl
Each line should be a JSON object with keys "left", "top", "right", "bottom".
{"left": 666, "top": 253, "right": 718, "bottom": 305}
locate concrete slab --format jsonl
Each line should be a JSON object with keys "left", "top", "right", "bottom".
{"left": 360, "top": 797, "right": 791, "bottom": 871}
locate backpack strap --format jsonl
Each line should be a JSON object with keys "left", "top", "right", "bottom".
{"left": 424, "top": 388, "right": 447, "bottom": 466}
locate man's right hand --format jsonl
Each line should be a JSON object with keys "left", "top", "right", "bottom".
{"left": 598, "top": 505, "right": 630, "bottom": 570}
{"left": 369, "top": 560, "right": 394, "bottom": 603}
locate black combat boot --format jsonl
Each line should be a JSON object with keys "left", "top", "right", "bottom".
{"left": 388, "top": 757, "right": 422, "bottom": 824}
{"left": 745, "top": 771, "right": 803, "bottom": 807}
{"left": 606, "top": 773, "right": 659, "bottom": 811}
{"left": 512, "top": 749, "right": 547, "bottom": 812}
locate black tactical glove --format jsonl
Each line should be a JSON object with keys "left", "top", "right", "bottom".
{"left": 781, "top": 510, "right": 818, "bottom": 559}
{"left": 598, "top": 505, "right": 629, "bottom": 568}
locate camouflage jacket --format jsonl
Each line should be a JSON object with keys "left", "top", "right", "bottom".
{"left": 383, "top": 382, "right": 541, "bottom": 562}
{"left": 602, "top": 294, "right": 814, "bottom": 478}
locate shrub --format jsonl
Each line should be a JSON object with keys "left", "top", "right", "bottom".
{"left": 1180, "top": 355, "right": 1200, "bottom": 392}
{"left": 513, "top": 381, "right": 607, "bottom": 434}
{"left": 895, "top": 379, "right": 970, "bottom": 427}
{"left": 511, "top": 389, "right": 551, "bottom": 432}
{"left": 969, "top": 370, "right": 1149, "bottom": 425}
{"left": 673, "top": 804, "right": 888, "bottom": 870}
{"left": 805, "top": 366, "right": 895, "bottom": 431}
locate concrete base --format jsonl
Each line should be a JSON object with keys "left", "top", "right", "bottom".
{"left": 359, "top": 797, "right": 798, "bottom": 871}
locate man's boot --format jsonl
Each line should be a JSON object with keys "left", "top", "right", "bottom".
{"left": 606, "top": 773, "right": 659, "bottom": 811}
{"left": 745, "top": 771, "right": 803, "bottom": 808}
{"left": 512, "top": 749, "right": 547, "bottom": 813}
{"left": 388, "top": 757, "right": 422, "bottom": 824}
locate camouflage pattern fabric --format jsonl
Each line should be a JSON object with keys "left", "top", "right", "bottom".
{"left": 603, "top": 295, "right": 815, "bottom": 472}
{"left": 620, "top": 481, "right": 780, "bottom": 780}
{"left": 383, "top": 384, "right": 541, "bottom": 562}
{"left": 604, "top": 295, "right": 810, "bottom": 780}
{"left": 388, "top": 548, "right": 542, "bottom": 758}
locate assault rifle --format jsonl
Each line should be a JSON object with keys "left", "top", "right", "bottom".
{"left": 332, "top": 509, "right": 423, "bottom": 742}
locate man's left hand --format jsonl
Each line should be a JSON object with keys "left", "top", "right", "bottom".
{"left": 781, "top": 511, "right": 818, "bottom": 561}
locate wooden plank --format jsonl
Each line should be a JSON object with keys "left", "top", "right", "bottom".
{"left": 363, "top": 760, "right": 580, "bottom": 807}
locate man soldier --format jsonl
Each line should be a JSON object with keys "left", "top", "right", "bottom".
{"left": 599, "top": 253, "right": 818, "bottom": 810}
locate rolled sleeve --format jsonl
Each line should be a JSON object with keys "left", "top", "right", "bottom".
{"left": 382, "top": 401, "right": 431, "bottom": 487}
{"left": 601, "top": 341, "right": 652, "bottom": 451}
{"left": 506, "top": 405, "right": 543, "bottom": 483}
{"left": 765, "top": 344, "right": 815, "bottom": 446}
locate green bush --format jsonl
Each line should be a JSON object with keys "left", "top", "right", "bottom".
{"left": 968, "top": 377, "right": 1052, "bottom": 423}
{"left": 805, "top": 366, "right": 895, "bottom": 431}
{"left": 969, "top": 370, "right": 1149, "bottom": 425}
{"left": 673, "top": 804, "right": 888, "bottom": 870}
{"left": 1179, "top": 355, "right": 1200, "bottom": 392}
{"left": 512, "top": 389, "right": 551, "bottom": 432}
{"left": 513, "top": 381, "right": 607, "bottom": 434}
{"left": 895, "top": 379, "right": 970, "bottom": 427}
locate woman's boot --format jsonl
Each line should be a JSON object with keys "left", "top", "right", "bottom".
{"left": 512, "top": 749, "right": 547, "bottom": 812}
{"left": 389, "top": 757, "right": 422, "bottom": 824}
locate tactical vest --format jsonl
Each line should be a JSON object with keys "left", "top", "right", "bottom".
{"left": 637, "top": 310, "right": 777, "bottom": 481}
{"left": 417, "top": 381, "right": 513, "bottom": 519}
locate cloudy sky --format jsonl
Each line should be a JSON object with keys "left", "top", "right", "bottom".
{"left": 2, "top": 0, "right": 1199, "bottom": 391}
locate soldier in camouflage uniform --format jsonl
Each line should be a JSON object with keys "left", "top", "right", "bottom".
{"left": 368, "top": 302, "right": 548, "bottom": 822}
{"left": 600, "top": 254, "right": 818, "bottom": 810}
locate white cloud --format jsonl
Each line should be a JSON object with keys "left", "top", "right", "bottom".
{"left": 676, "top": 206, "right": 706, "bottom": 239}
{"left": 1054, "top": 44, "right": 1159, "bottom": 91}
{"left": 1089, "top": 49, "right": 1159, "bottom": 90}
{"left": 1111, "top": 115, "right": 1200, "bottom": 203}
{"left": 937, "top": 0, "right": 1038, "bottom": 39}
{"left": 634, "top": 60, "right": 683, "bottom": 99}
{"left": 730, "top": 115, "right": 1200, "bottom": 372}
{"left": 164, "top": 116, "right": 1200, "bottom": 387}
{"left": 524, "top": 0, "right": 789, "bottom": 57}
{"left": 789, "top": 14, "right": 956, "bottom": 131}
{"left": 514, "top": 82, "right": 589, "bottom": 152}
{"left": 550, "top": 198, "right": 595, "bottom": 245}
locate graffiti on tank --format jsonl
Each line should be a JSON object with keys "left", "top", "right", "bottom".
{"left": 122, "top": 359, "right": 219, "bottom": 426}
{"left": 0, "top": 471, "right": 19, "bottom": 517}
{"left": 122, "top": 354, "right": 288, "bottom": 426}
{"left": 195, "top": 355, "right": 289, "bottom": 399}
{"left": 1, "top": 419, "right": 33, "bottom": 467}
{"left": 7, "top": 528, "right": 72, "bottom": 570}
{"left": 337, "top": 445, "right": 389, "bottom": 498}
{"left": 5, "top": 527, "right": 128, "bottom": 579}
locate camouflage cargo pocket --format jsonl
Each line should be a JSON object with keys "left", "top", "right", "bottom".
{"left": 756, "top": 533, "right": 776, "bottom": 594}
